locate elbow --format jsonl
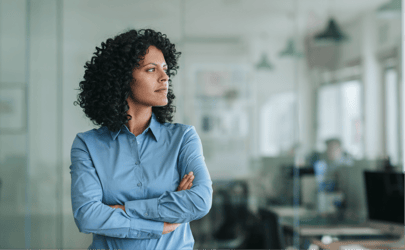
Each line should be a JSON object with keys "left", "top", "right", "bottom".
{"left": 74, "top": 216, "right": 89, "bottom": 234}
{"left": 73, "top": 212, "right": 92, "bottom": 234}
{"left": 72, "top": 204, "right": 94, "bottom": 234}
{"left": 193, "top": 200, "right": 211, "bottom": 221}
{"left": 193, "top": 191, "right": 212, "bottom": 220}
{"left": 201, "top": 197, "right": 212, "bottom": 216}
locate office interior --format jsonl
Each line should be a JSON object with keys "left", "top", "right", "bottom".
{"left": 0, "top": 0, "right": 403, "bottom": 249}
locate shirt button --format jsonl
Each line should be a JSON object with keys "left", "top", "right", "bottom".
{"left": 137, "top": 182, "right": 142, "bottom": 187}
{"left": 135, "top": 161, "right": 139, "bottom": 165}
{"left": 144, "top": 212, "right": 148, "bottom": 216}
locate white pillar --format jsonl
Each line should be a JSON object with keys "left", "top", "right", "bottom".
{"left": 402, "top": 0, "right": 405, "bottom": 172}
{"left": 362, "top": 12, "right": 384, "bottom": 160}
{"left": 297, "top": 56, "right": 316, "bottom": 159}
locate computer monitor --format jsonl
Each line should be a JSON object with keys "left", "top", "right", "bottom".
{"left": 364, "top": 171, "right": 404, "bottom": 225}
{"left": 335, "top": 167, "right": 403, "bottom": 245}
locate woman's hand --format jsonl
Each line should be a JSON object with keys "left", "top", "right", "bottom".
{"left": 163, "top": 222, "right": 181, "bottom": 234}
{"left": 162, "top": 172, "right": 194, "bottom": 235}
{"left": 108, "top": 204, "right": 126, "bottom": 213}
{"left": 177, "top": 171, "right": 194, "bottom": 191}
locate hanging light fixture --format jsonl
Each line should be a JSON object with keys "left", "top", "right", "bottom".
{"left": 279, "top": 39, "right": 303, "bottom": 58}
{"left": 314, "top": 18, "right": 348, "bottom": 44}
{"left": 255, "top": 53, "right": 274, "bottom": 71}
{"left": 377, "top": 0, "right": 401, "bottom": 19}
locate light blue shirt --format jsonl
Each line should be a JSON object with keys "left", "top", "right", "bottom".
{"left": 70, "top": 112, "right": 213, "bottom": 250}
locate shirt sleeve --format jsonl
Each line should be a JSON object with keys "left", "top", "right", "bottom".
{"left": 70, "top": 134, "right": 164, "bottom": 239}
{"left": 124, "top": 126, "right": 213, "bottom": 223}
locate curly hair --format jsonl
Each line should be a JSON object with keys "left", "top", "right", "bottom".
{"left": 74, "top": 29, "right": 181, "bottom": 132}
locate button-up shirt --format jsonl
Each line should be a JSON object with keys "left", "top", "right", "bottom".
{"left": 70, "top": 112, "right": 213, "bottom": 250}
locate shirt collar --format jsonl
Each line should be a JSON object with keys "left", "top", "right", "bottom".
{"left": 148, "top": 112, "right": 161, "bottom": 142}
{"left": 109, "top": 112, "right": 161, "bottom": 141}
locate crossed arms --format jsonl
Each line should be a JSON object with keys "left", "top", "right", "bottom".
{"left": 108, "top": 172, "right": 195, "bottom": 234}
{"left": 70, "top": 127, "right": 213, "bottom": 239}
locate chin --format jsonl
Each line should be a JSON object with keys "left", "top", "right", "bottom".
{"left": 153, "top": 100, "right": 168, "bottom": 107}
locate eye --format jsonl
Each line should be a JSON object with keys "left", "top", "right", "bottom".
{"left": 147, "top": 68, "right": 155, "bottom": 72}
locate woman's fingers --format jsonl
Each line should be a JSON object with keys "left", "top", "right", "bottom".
{"left": 184, "top": 173, "right": 194, "bottom": 188}
{"left": 177, "top": 172, "right": 194, "bottom": 191}
{"left": 176, "top": 174, "right": 188, "bottom": 191}
{"left": 177, "top": 174, "right": 192, "bottom": 191}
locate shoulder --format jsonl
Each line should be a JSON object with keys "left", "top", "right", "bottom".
{"left": 160, "top": 122, "right": 201, "bottom": 143}
{"left": 75, "top": 126, "right": 107, "bottom": 139}
{"left": 72, "top": 126, "right": 109, "bottom": 146}
{"left": 160, "top": 122, "right": 196, "bottom": 135}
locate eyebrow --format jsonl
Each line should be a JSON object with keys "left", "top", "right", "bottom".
{"left": 142, "top": 63, "right": 167, "bottom": 68}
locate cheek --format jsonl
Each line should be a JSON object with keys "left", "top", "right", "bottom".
{"left": 132, "top": 77, "right": 153, "bottom": 92}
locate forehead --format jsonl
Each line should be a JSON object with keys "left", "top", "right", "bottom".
{"left": 141, "top": 46, "right": 166, "bottom": 64}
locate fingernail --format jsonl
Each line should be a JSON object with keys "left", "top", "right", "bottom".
{"left": 189, "top": 171, "right": 193, "bottom": 175}
{"left": 184, "top": 174, "right": 187, "bottom": 178}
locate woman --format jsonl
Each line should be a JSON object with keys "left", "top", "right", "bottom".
{"left": 70, "top": 29, "right": 213, "bottom": 250}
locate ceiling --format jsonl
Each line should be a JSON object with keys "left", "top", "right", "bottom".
{"left": 182, "top": 0, "right": 391, "bottom": 39}
{"left": 65, "top": 0, "right": 393, "bottom": 43}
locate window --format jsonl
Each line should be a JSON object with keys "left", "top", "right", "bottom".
{"left": 261, "top": 92, "right": 296, "bottom": 156}
{"left": 316, "top": 80, "right": 363, "bottom": 159}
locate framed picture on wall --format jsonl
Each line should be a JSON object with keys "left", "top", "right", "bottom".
{"left": 189, "top": 63, "right": 252, "bottom": 138}
{"left": 0, "top": 83, "right": 26, "bottom": 134}
{"left": 191, "top": 63, "right": 251, "bottom": 99}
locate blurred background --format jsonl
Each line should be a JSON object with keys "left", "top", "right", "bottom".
{"left": 0, "top": 0, "right": 403, "bottom": 249}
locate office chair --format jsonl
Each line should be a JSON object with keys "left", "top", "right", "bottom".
{"left": 210, "top": 180, "right": 259, "bottom": 248}
{"left": 258, "top": 208, "right": 286, "bottom": 249}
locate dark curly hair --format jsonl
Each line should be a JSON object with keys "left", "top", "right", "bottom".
{"left": 74, "top": 29, "right": 181, "bottom": 132}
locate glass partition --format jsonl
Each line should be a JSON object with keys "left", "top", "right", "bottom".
{"left": 0, "top": 0, "right": 402, "bottom": 248}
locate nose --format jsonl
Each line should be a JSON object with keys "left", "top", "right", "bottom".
{"left": 159, "top": 68, "right": 169, "bottom": 83}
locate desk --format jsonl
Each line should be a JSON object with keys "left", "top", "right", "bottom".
{"left": 266, "top": 206, "right": 404, "bottom": 249}
{"left": 312, "top": 239, "right": 404, "bottom": 250}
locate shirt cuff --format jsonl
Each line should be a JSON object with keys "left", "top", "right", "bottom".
{"left": 129, "top": 218, "right": 163, "bottom": 239}
{"left": 125, "top": 198, "right": 159, "bottom": 219}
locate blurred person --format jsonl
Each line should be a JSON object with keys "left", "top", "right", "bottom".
{"left": 71, "top": 29, "right": 213, "bottom": 250}
{"left": 308, "top": 138, "right": 353, "bottom": 168}
{"left": 310, "top": 139, "right": 353, "bottom": 215}
{"left": 311, "top": 138, "right": 353, "bottom": 191}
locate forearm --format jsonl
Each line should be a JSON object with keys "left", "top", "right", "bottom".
{"left": 123, "top": 126, "right": 213, "bottom": 224}
{"left": 124, "top": 181, "right": 213, "bottom": 223}
{"left": 73, "top": 200, "right": 163, "bottom": 239}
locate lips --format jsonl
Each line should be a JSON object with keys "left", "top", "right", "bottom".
{"left": 155, "top": 88, "right": 168, "bottom": 92}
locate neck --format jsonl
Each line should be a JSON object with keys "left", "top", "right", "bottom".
{"left": 125, "top": 100, "right": 153, "bottom": 136}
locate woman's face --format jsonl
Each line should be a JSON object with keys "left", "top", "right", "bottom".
{"left": 128, "top": 45, "right": 169, "bottom": 107}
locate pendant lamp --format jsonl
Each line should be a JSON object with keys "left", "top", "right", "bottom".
{"left": 255, "top": 53, "right": 274, "bottom": 71}
{"left": 314, "top": 18, "right": 348, "bottom": 44}
{"left": 377, "top": 0, "right": 401, "bottom": 19}
{"left": 279, "top": 39, "right": 303, "bottom": 58}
